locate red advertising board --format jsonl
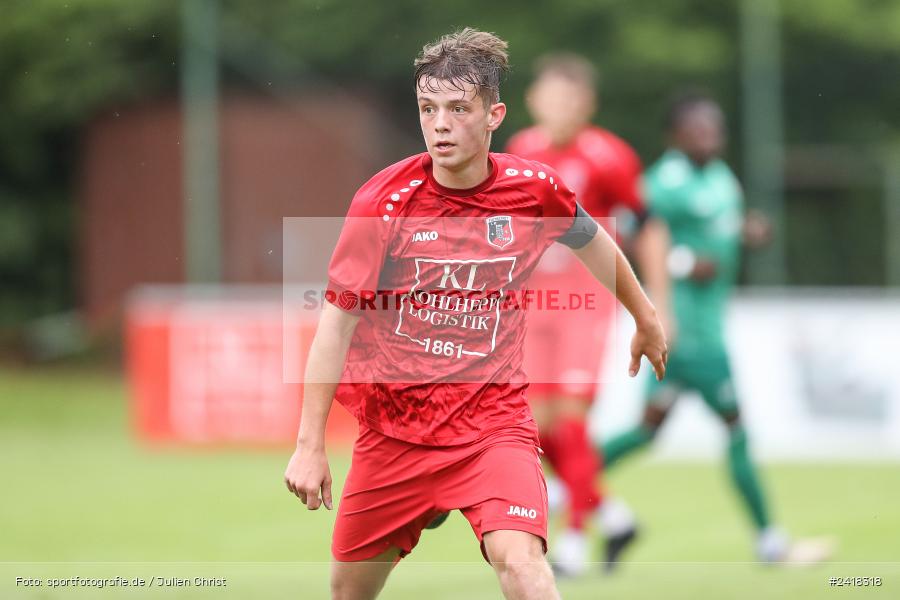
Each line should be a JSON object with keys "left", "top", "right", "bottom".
{"left": 126, "top": 288, "right": 357, "bottom": 446}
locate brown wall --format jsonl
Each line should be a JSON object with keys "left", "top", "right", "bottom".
{"left": 79, "top": 92, "right": 391, "bottom": 327}
{"left": 80, "top": 100, "right": 184, "bottom": 328}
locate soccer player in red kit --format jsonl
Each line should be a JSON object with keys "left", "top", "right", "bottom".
{"left": 505, "top": 54, "right": 670, "bottom": 575}
{"left": 283, "top": 29, "right": 667, "bottom": 600}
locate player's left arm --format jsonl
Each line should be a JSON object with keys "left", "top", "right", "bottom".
{"left": 565, "top": 213, "right": 668, "bottom": 380}
{"left": 633, "top": 216, "right": 673, "bottom": 338}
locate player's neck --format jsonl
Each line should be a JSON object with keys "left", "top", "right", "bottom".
{"left": 673, "top": 147, "right": 715, "bottom": 168}
{"left": 431, "top": 150, "right": 493, "bottom": 191}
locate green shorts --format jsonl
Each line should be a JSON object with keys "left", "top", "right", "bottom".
{"left": 645, "top": 349, "right": 739, "bottom": 420}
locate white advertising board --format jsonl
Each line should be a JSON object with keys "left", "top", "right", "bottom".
{"left": 592, "top": 291, "right": 900, "bottom": 461}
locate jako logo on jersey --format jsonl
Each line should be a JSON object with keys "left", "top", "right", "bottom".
{"left": 486, "top": 215, "right": 514, "bottom": 249}
{"left": 412, "top": 231, "right": 439, "bottom": 242}
{"left": 507, "top": 505, "right": 537, "bottom": 519}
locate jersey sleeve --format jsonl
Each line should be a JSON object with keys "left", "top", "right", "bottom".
{"left": 540, "top": 164, "right": 598, "bottom": 248}
{"left": 326, "top": 189, "right": 391, "bottom": 314}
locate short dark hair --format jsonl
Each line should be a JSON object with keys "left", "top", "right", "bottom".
{"left": 532, "top": 52, "right": 598, "bottom": 90}
{"left": 665, "top": 89, "right": 721, "bottom": 131}
{"left": 414, "top": 28, "right": 510, "bottom": 105}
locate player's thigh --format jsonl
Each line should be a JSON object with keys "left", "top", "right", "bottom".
{"left": 333, "top": 430, "right": 439, "bottom": 561}
{"left": 450, "top": 435, "right": 549, "bottom": 560}
{"left": 531, "top": 394, "right": 591, "bottom": 437}
{"left": 482, "top": 529, "right": 547, "bottom": 565}
{"left": 689, "top": 354, "right": 740, "bottom": 424}
{"left": 549, "top": 311, "right": 609, "bottom": 406}
{"left": 523, "top": 318, "right": 560, "bottom": 401}
{"left": 529, "top": 348, "right": 601, "bottom": 433}
{"left": 643, "top": 369, "right": 682, "bottom": 428}
{"left": 525, "top": 274, "right": 610, "bottom": 408}
{"left": 331, "top": 546, "right": 402, "bottom": 600}
{"left": 553, "top": 395, "right": 592, "bottom": 419}
{"left": 332, "top": 484, "right": 434, "bottom": 562}
{"left": 529, "top": 399, "right": 555, "bottom": 436}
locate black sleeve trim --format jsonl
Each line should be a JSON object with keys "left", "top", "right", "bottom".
{"left": 557, "top": 202, "right": 599, "bottom": 249}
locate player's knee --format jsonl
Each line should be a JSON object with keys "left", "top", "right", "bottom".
{"left": 555, "top": 397, "right": 590, "bottom": 419}
{"left": 329, "top": 571, "right": 360, "bottom": 600}
{"left": 330, "top": 571, "right": 380, "bottom": 600}
{"left": 722, "top": 410, "right": 741, "bottom": 429}
{"left": 490, "top": 555, "right": 548, "bottom": 589}
{"left": 531, "top": 403, "right": 555, "bottom": 435}
{"left": 484, "top": 531, "right": 546, "bottom": 574}
{"left": 330, "top": 555, "right": 395, "bottom": 600}
{"left": 727, "top": 421, "right": 748, "bottom": 448}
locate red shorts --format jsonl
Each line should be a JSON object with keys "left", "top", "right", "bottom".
{"left": 524, "top": 250, "right": 617, "bottom": 401}
{"left": 332, "top": 421, "right": 548, "bottom": 562}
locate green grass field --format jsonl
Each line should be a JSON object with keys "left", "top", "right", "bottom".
{"left": 2, "top": 367, "right": 898, "bottom": 599}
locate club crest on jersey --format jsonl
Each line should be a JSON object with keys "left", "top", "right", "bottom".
{"left": 486, "top": 215, "right": 514, "bottom": 249}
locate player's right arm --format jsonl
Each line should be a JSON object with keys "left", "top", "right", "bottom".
{"left": 647, "top": 168, "right": 718, "bottom": 284}
{"left": 282, "top": 161, "right": 397, "bottom": 510}
{"left": 284, "top": 303, "right": 360, "bottom": 510}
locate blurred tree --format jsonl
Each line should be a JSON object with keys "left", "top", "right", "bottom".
{"left": 0, "top": 0, "right": 178, "bottom": 326}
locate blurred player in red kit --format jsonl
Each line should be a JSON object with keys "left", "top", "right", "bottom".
{"left": 506, "top": 53, "right": 670, "bottom": 575}
{"left": 284, "top": 29, "right": 667, "bottom": 600}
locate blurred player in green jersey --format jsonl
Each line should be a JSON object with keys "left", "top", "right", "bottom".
{"left": 599, "top": 91, "right": 831, "bottom": 564}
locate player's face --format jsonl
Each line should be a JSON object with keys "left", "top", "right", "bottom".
{"left": 674, "top": 105, "right": 725, "bottom": 165}
{"left": 416, "top": 78, "right": 506, "bottom": 179}
{"left": 526, "top": 74, "right": 595, "bottom": 146}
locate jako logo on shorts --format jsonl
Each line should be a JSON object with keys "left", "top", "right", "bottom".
{"left": 507, "top": 505, "right": 537, "bottom": 519}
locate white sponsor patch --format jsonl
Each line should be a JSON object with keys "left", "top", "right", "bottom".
{"left": 394, "top": 257, "right": 516, "bottom": 358}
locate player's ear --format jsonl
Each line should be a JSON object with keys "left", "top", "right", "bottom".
{"left": 487, "top": 102, "right": 506, "bottom": 132}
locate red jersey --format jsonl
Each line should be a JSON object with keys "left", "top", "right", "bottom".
{"left": 506, "top": 125, "right": 643, "bottom": 220}
{"left": 326, "top": 152, "right": 584, "bottom": 445}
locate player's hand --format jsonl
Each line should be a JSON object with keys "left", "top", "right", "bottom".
{"left": 658, "top": 308, "right": 678, "bottom": 347}
{"left": 629, "top": 313, "right": 668, "bottom": 381}
{"left": 284, "top": 444, "right": 333, "bottom": 510}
